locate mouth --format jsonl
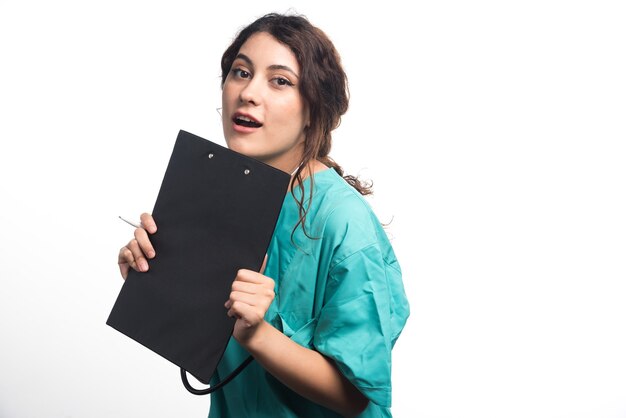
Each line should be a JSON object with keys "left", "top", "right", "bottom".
{"left": 232, "top": 112, "right": 263, "bottom": 128}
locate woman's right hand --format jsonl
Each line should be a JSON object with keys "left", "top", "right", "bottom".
{"left": 117, "top": 212, "right": 158, "bottom": 279}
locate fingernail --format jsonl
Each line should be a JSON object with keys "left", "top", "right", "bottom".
{"left": 148, "top": 250, "right": 155, "bottom": 258}
{"left": 140, "top": 260, "right": 149, "bottom": 271}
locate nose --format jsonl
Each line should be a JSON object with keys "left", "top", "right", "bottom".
{"left": 239, "top": 78, "right": 262, "bottom": 106}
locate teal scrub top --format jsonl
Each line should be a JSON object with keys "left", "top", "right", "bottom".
{"left": 209, "top": 168, "right": 410, "bottom": 418}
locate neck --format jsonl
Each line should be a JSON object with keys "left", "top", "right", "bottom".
{"left": 288, "top": 160, "right": 329, "bottom": 188}
{"left": 290, "top": 162, "right": 302, "bottom": 177}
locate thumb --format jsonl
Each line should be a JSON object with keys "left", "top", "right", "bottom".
{"left": 259, "top": 255, "right": 268, "bottom": 275}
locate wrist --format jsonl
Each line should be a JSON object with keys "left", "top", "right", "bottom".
{"left": 237, "top": 320, "right": 274, "bottom": 353}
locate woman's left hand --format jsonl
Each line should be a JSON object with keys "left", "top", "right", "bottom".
{"left": 225, "top": 257, "right": 275, "bottom": 345}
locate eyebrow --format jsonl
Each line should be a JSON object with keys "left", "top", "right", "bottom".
{"left": 235, "top": 53, "right": 300, "bottom": 79}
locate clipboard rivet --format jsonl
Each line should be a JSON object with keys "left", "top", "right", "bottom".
{"left": 208, "top": 153, "right": 214, "bottom": 159}
{"left": 244, "top": 169, "right": 251, "bottom": 175}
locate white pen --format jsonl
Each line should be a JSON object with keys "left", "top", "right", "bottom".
{"left": 118, "top": 215, "right": 142, "bottom": 229}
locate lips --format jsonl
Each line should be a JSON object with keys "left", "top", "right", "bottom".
{"left": 233, "top": 112, "right": 263, "bottom": 128}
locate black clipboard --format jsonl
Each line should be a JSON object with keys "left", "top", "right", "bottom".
{"left": 107, "top": 130, "right": 290, "bottom": 385}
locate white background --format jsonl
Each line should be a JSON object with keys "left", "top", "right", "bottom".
{"left": 1, "top": 1, "right": 625, "bottom": 417}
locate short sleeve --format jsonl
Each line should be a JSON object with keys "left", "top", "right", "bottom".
{"left": 312, "top": 243, "right": 409, "bottom": 408}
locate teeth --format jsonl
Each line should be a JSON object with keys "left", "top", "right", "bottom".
{"left": 237, "top": 115, "right": 255, "bottom": 122}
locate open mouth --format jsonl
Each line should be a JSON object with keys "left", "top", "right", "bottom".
{"left": 233, "top": 114, "right": 263, "bottom": 128}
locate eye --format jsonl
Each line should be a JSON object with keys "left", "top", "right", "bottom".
{"left": 271, "top": 77, "right": 294, "bottom": 87}
{"left": 232, "top": 68, "right": 251, "bottom": 79}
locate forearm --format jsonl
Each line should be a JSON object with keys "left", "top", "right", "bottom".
{"left": 240, "top": 321, "right": 369, "bottom": 417}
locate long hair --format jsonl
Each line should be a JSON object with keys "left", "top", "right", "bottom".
{"left": 221, "top": 13, "right": 372, "bottom": 237}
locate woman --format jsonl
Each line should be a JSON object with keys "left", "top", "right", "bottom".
{"left": 118, "top": 13, "right": 409, "bottom": 418}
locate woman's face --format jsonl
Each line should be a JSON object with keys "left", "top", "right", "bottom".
{"left": 222, "top": 32, "right": 308, "bottom": 173}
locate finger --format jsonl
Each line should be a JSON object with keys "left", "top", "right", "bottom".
{"left": 120, "top": 242, "right": 140, "bottom": 272}
{"left": 226, "top": 306, "right": 243, "bottom": 320}
{"left": 259, "top": 254, "right": 268, "bottom": 274}
{"left": 231, "top": 280, "right": 266, "bottom": 295}
{"left": 228, "top": 290, "right": 269, "bottom": 307}
{"left": 134, "top": 227, "right": 156, "bottom": 259}
{"left": 229, "top": 285, "right": 276, "bottom": 306}
{"left": 119, "top": 263, "right": 129, "bottom": 279}
{"left": 118, "top": 245, "right": 141, "bottom": 278}
{"left": 226, "top": 283, "right": 274, "bottom": 307}
{"left": 118, "top": 246, "right": 136, "bottom": 268}
{"left": 127, "top": 239, "right": 149, "bottom": 272}
{"left": 140, "top": 212, "right": 157, "bottom": 234}
{"left": 235, "top": 269, "right": 275, "bottom": 287}
{"left": 117, "top": 248, "right": 131, "bottom": 280}
{"left": 227, "top": 301, "right": 263, "bottom": 325}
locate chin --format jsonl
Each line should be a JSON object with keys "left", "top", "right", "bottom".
{"left": 223, "top": 134, "right": 241, "bottom": 151}
{"left": 224, "top": 139, "right": 255, "bottom": 159}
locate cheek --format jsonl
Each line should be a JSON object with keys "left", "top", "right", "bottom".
{"left": 222, "top": 77, "right": 242, "bottom": 101}
{"left": 221, "top": 93, "right": 229, "bottom": 126}
{"left": 222, "top": 84, "right": 234, "bottom": 107}
{"left": 272, "top": 97, "right": 306, "bottom": 127}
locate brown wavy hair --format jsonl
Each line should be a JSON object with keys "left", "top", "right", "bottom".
{"left": 221, "top": 13, "right": 372, "bottom": 237}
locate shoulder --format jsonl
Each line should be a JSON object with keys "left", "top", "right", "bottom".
{"left": 310, "top": 169, "right": 395, "bottom": 268}
{"left": 312, "top": 169, "right": 378, "bottom": 233}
